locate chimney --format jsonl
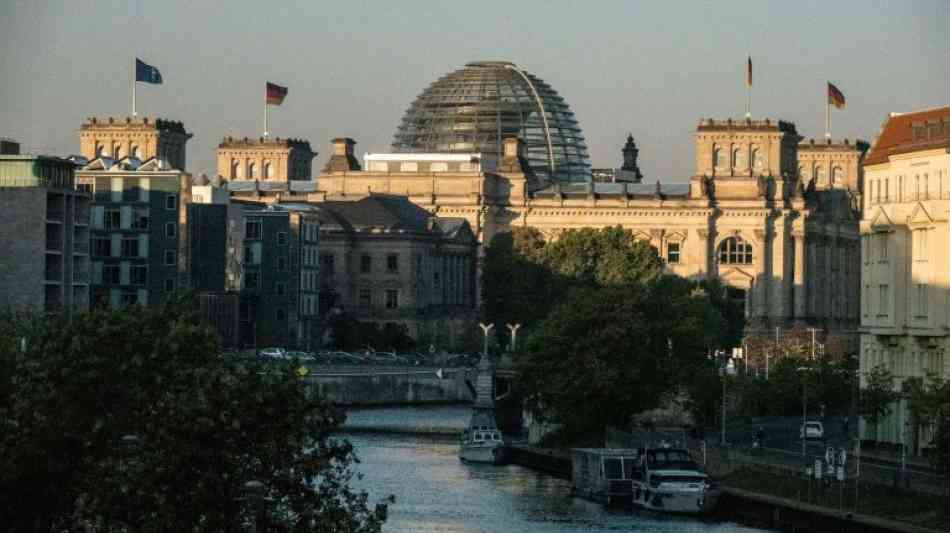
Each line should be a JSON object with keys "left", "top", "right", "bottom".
{"left": 322, "top": 137, "right": 361, "bottom": 172}
{"left": 498, "top": 136, "right": 526, "bottom": 173}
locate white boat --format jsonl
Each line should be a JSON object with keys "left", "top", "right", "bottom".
{"left": 459, "top": 425, "right": 507, "bottom": 464}
{"left": 630, "top": 447, "right": 713, "bottom": 514}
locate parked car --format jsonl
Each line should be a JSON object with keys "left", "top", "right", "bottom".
{"left": 286, "top": 350, "right": 316, "bottom": 361}
{"left": 258, "top": 347, "right": 287, "bottom": 360}
{"left": 800, "top": 421, "right": 824, "bottom": 440}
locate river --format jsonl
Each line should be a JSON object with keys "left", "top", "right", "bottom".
{"left": 343, "top": 406, "right": 771, "bottom": 533}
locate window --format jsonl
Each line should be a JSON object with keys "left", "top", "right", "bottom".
{"left": 815, "top": 166, "right": 825, "bottom": 185}
{"left": 751, "top": 148, "right": 762, "bottom": 169}
{"left": 248, "top": 162, "right": 256, "bottom": 179}
{"left": 876, "top": 233, "right": 888, "bottom": 262}
{"left": 914, "top": 230, "right": 928, "bottom": 261}
{"left": 713, "top": 148, "right": 723, "bottom": 168}
{"left": 113, "top": 143, "right": 122, "bottom": 159}
{"left": 102, "top": 264, "right": 120, "bottom": 284}
{"left": 732, "top": 148, "right": 742, "bottom": 169}
{"left": 165, "top": 195, "right": 176, "bottom": 210}
{"left": 130, "top": 265, "right": 147, "bottom": 285}
{"left": 120, "top": 289, "right": 138, "bottom": 306}
{"left": 163, "top": 250, "right": 175, "bottom": 266}
{"left": 276, "top": 308, "right": 286, "bottom": 321}
{"left": 165, "top": 278, "right": 176, "bottom": 293}
{"left": 164, "top": 222, "right": 176, "bottom": 238}
{"left": 132, "top": 208, "right": 149, "bottom": 229}
{"left": 862, "top": 235, "right": 870, "bottom": 265}
{"left": 385, "top": 289, "right": 399, "bottom": 309}
{"left": 245, "top": 220, "right": 262, "bottom": 240}
{"left": 276, "top": 231, "right": 287, "bottom": 246}
{"left": 277, "top": 256, "right": 287, "bottom": 271}
{"left": 916, "top": 284, "right": 928, "bottom": 317}
{"left": 718, "top": 237, "right": 753, "bottom": 265}
{"left": 104, "top": 209, "right": 121, "bottom": 230}
{"left": 92, "top": 236, "right": 111, "bottom": 256}
{"left": 387, "top": 254, "right": 399, "bottom": 273}
{"left": 244, "top": 242, "right": 262, "bottom": 265}
{"left": 667, "top": 242, "right": 681, "bottom": 264}
{"left": 244, "top": 272, "right": 260, "bottom": 289}
{"left": 264, "top": 161, "right": 273, "bottom": 179}
{"left": 358, "top": 289, "right": 372, "bottom": 308}
{"left": 231, "top": 160, "right": 241, "bottom": 179}
{"left": 360, "top": 254, "right": 372, "bottom": 274}
{"left": 121, "top": 236, "right": 139, "bottom": 258}
{"left": 863, "top": 284, "right": 870, "bottom": 317}
{"left": 430, "top": 162, "right": 448, "bottom": 172}
{"left": 400, "top": 162, "right": 418, "bottom": 172}
{"left": 884, "top": 178, "right": 889, "bottom": 200}
{"left": 321, "top": 253, "right": 335, "bottom": 275}
{"left": 433, "top": 270, "right": 441, "bottom": 286}
{"left": 276, "top": 282, "right": 286, "bottom": 295}
{"left": 878, "top": 284, "right": 890, "bottom": 316}
{"left": 131, "top": 145, "right": 140, "bottom": 159}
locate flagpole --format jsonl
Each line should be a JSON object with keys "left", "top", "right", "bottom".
{"left": 132, "top": 57, "right": 137, "bottom": 117}
{"left": 264, "top": 91, "right": 268, "bottom": 138}
{"left": 825, "top": 99, "right": 831, "bottom": 139}
{"left": 746, "top": 85, "right": 751, "bottom": 119}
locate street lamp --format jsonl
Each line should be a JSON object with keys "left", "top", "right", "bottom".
{"left": 506, "top": 323, "right": 521, "bottom": 352}
{"left": 714, "top": 349, "right": 743, "bottom": 446}
{"left": 797, "top": 366, "right": 817, "bottom": 460}
{"left": 478, "top": 322, "right": 494, "bottom": 356}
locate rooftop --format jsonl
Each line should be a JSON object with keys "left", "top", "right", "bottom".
{"left": 80, "top": 116, "right": 189, "bottom": 135}
{"left": 864, "top": 106, "right": 950, "bottom": 166}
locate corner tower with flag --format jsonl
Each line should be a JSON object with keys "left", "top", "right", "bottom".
{"left": 826, "top": 82, "right": 846, "bottom": 138}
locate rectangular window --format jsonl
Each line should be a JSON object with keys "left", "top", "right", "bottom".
{"left": 277, "top": 256, "right": 287, "bottom": 271}
{"left": 360, "top": 254, "right": 372, "bottom": 274}
{"left": 104, "top": 209, "right": 121, "bottom": 230}
{"left": 102, "top": 264, "right": 120, "bottom": 284}
{"left": 667, "top": 242, "right": 681, "bottom": 264}
{"left": 92, "top": 236, "right": 111, "bottom": 257}
{"left": 245, "top": 219, "right": 262, "bottom": 240}
{"left": 163, "top": 250, "right": 175, "bottom": 266}
{"left": 120, "top": 289, "right": 138, "bottom": 306}
{"left": 359, "top": 289, "right": 372, "bottom": 308}
{"left": 164, "top": 222, "right": 176, "bottom": 238}
{"left": 165, "top": 278, "right": 176, "bottom": 293}
{"left": 917, "top": 283, "right": 928, "bottom": 317}
{"left": 878, "top": 284, "right": 890, "bottom": 317}
{"left": 863, "top": 284, "right": 870, "bottom": 317}
{"left": 165, "top": 194, "right": 177, "bottom": 210}
{"left": 876, "top": 233, "right": 888, "bottom": 262}
{"left": 132, "top": 208, "right": 149, "bottom": 229}
{"left": 244, "top": 272, "right": 260, "bottom": 289}
{"left": 130, "top": 265, "right": 147, "bottom": 285}
{"left": 321, "top": 253, "right": 335, "bottom": 275}
{"left": 120, "top": 236, "right": 139, "bottom": 258}
{"left": 387, "top": 253, "right": 399, "bottom": 273}
{"left": 385, "top": 289, "right": 399, "bottom": 309}
{"left": 276, "top": 282, "right": 286, "bottom": 295}
{"left": 276, "top": 231, "right": 287, "bottom": 246}
{"left": 914, "top": 230, "right": 928, "bottom": 261}
{"left": 244, "top": 242, "right": 262, "bottom": 265}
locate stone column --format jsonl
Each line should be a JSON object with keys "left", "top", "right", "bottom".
{"left": 753, "top": 229, "right": 768, "bottom": 322}
{"left": 792, "top": 230, "right": 807, "bottom": 319}
{"left": 697, "top": 228, "right": 711, "bottom": 277}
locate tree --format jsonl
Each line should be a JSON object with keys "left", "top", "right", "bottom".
{"left": 0, "top": 299, "right": 390, "bottom": 532}
{"left": 541, "top": 226, "right": 664, "bottom": 288}
{"left": 861, "top": 364, "right": 900, "bottom": 443}
{"left": 517, "top": 277, "right": 726, "bottom": 440}
{"left": 480, "top": 227, "right": 555, "bottom": 334}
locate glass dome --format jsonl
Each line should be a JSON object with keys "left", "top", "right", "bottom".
{"left": 392, "top": 61, "right": 591, "bottom": 183}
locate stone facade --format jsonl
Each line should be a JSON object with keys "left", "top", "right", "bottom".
{"left": 78, "top": 116, "right": 191, "bottom": 171}
{"left": 859, "top": 106, "right": 950, "bottom": 450}
{"left": 236, "top": 119, "right": 865, "bottom": 333}
{"left": 216, "top": 136, "right": 315, "bottom": 182}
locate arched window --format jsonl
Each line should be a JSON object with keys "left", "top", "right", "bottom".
{"left": 264, "top": 161, "right": 273, "bottom": 179}
{"left": 95, "top": 143, "right": 104, "bottom": 157}
{"left": 815, "top": 166, "right": 826, "bottom": 185}
{"left": 131, "top": 145, "right": 140, "bottom": 159}
{"left": 732, "top": 148, "right": 742, "bottom": 170}
{"left": 248, "top": 161, "right": 257, "bottom": 179}
{"left": 713, "top": 148, "right": 723, "bottom": 168}
{"left": 112, "top": 142, "right": 122, "bottom": 159}
{"left": 231, "top": 160, "right": 241, "bottom": 179}
{"left": 832, "top": 167, "right": 842, "bottom": 187}
{"left": 751, "top": 148, "right": 762, "bottom": 169}
{"left": 718, "top": 237, "right": 753, "bottom": 265}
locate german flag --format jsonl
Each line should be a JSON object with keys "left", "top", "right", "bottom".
{"left": 747, "top": 56, "right": 752, "bottom": 88}
{"left": 266, "top": 82, "right": 288, "bottom": 106}
{"left": 827, "top": 82, "right": 845, "bottom": 109}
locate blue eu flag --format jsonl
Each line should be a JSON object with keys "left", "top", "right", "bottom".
{"left": 135, "top": 58, "right": 163, "bottom": 84}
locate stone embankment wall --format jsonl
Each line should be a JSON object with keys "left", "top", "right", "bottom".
{"left": 302, "top": 365, "right": 475, "bottom": 406}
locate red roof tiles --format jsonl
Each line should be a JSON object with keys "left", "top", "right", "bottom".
{"left": 864, "top": 106, "right": 950, "bottom": 166}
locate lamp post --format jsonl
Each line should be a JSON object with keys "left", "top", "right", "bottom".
{"left": 244, "top": 479, "right": 265, "bottom": 533}
{"left": 506, "top": 323, "right": 522, "bottom": 352}
{"left": 797, "top": 366, "right": 817, "bottom": 460}
{"left": 479, "top": 322, "right": 494, "bottom": 356}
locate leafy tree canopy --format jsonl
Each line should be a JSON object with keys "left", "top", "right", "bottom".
{"left": 0, "top": 299, "right": 389, "bottom": 532}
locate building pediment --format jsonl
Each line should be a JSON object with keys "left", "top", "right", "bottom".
{"left": 907, "top": 202, "right": 935, "bottom": 227}
{"left": 869, "top": 206, "right": 894, "bottom": 230}
{"left": 718, "top": 266, "right": 755, "bottom": 283}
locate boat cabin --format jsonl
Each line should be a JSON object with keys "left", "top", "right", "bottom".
{"left": 571, "top": 448, "right": 640, "bottom": 505}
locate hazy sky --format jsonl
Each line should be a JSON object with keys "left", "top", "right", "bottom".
{"left": 2, "top": 1, "right": 948, "bottom": 181}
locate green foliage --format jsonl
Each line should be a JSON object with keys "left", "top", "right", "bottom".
{"left": 861, "top": 364, "right": 899, "bottom": 440}
{"left": 905, "top": 373, "right": 950, "bottom": 475}
{"left": 481, "top": 227, "right": 555, "bottom": 334}
{"left": 517, "top": 276, "right": 730, "bottom": 437}
{"left": 0, "top": 300, "right": 389, "bottom": 532}
{"left": 541, "top": 227, "right": 664, "bottom": 287}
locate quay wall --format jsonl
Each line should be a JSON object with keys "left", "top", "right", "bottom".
{"left": 301, "top": 365, "right": 475, "bottom": 406}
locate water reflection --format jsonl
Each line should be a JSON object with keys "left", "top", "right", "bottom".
{"left": 344, "top": 407, "right": 769, "bottom": 533}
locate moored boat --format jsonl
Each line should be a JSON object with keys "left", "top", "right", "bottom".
{"left": 459, "top": 425, "right": 507, "bottom": 464}
{"left": 630, "top": 447, "right": 713, "bottom": 514}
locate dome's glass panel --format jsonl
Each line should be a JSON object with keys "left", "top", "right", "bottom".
{"left": 392, "top": 61, "right": 591, "bottom": 183}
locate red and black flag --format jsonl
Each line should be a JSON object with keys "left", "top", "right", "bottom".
{"left": 827, "top": 82, "right": 846, "bottom": 109}
{"left": 266, "top": 82, "right": 288, "bottom": 106}
{"left": 747, "top": 56, "right": 752, "bottom": 87}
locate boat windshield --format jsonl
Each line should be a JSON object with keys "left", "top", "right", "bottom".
{"left": 650, "top": 475, "right": 706, "bottom": 487}
{"left": 647, "top": 450, "right": 697, "bottom": 470}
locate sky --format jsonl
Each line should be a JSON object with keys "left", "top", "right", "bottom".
{"left": 2, "top": 0, "right": 948, "bottom": 181}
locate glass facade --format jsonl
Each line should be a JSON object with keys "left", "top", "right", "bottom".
{"left": 392, "top": 61, "right": 591, "bottom": 183}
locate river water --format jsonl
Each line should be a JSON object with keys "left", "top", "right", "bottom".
{"left": 343, "top": 406, "right": 770, "bottom": 533}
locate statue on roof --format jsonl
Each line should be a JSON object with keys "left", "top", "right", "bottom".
{"left": 621, "top": 134, "right": 644, "bottom": 183}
